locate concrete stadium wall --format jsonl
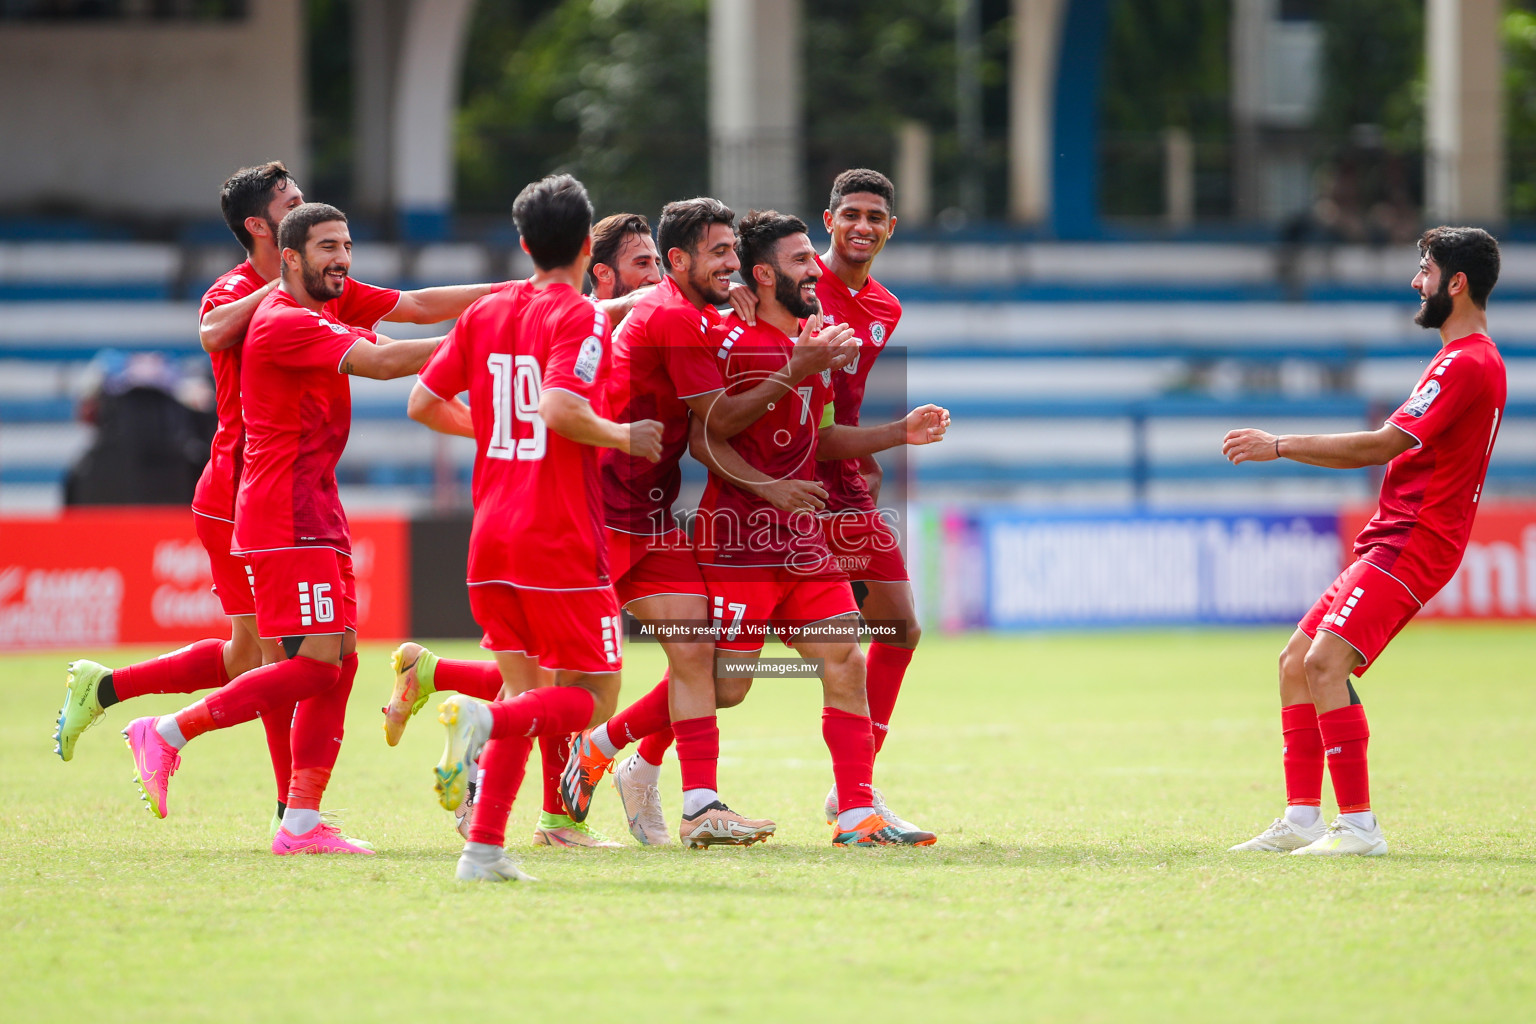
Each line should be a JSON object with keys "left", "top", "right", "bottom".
{"left": 0, "top": 3, "right": 305, "bottom": 219}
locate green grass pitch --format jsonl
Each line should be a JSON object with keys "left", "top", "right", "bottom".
{"left": 3, "top": 627, "right": 1533, "bottom": 1021}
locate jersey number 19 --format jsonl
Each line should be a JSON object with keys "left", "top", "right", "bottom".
{"left": 487, "top": 353, "right": 546, "bottom": 461}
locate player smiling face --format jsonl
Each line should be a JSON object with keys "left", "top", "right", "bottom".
{"left": 825, "top": 191, "right": 895, "bottom": 267}
{"left": 682, "top": 222, "right": 741, "bottom": 305}
{"left": 608, "top": 231, "right": 663, "bottom": 298}
{"left": 768, "top": 232, "right": 821, "bottom": 319}
{"left": 300, "top": 220, "right": 352, "bottom": 301}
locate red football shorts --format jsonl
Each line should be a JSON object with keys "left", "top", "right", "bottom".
{"left": 821, "top": 511, "right": 909, "bottom": 583}
{"left": 1299, "top": 559, "right": 1421, "bottom": 676}
{"left": 194, "top": 512, "right": 255, "bottom": 617}
{"left": 700, "top": 563, "right": 860, "bottom": 653}
{"left": 468, "top": 582, "right": 623, "bottom": 674}
{"left": 248, "top": 547, "right": 356, "bottom": 639}
{"left": 606, "top": 526, "right": 707, "bottom": 607}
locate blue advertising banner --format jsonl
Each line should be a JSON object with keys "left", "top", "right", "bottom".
{"left": 968, "top": 510, "right": 1343, "bottom": 628}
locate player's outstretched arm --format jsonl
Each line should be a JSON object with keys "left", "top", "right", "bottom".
{"left": 683, "top": 319, "right": 858, "bottom": 439}
{"left": 540, "top": 389, "right": 664, "bottom": 461}
{"left": 687, "top": 413, "right": 827, "bottom": 514}
{"left": 199, "top": 278, "right": 279, "bottom": 353}
{"left": 406, "top": 381, "right": 474, "bottom": 438}
{"left": 340, "top": 334, "right": 443, "bottom": 380}
{"left": 387, "top": 283, "right": 500, "bottom": 325}
{"left": 817, "top": 403, "right": 950, "bottom": 461}
{"left": 1222, "top": 424, "right": 1415, "bottom": 469}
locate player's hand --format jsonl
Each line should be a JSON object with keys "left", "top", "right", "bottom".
{"left": 625, "top": 418, "right": 665, "bottom": 462}
{"left": 903, "top": 404, "right": 950, "bottom": 445}
{"left": 1222, "top": 428, "right": 1279, "bottom": 464}
{"left": 755, "top": 478, "right": 828, "bottom": 514}
{"left": 727, "top": 282, "right": 760, "bottom": 325}
{"left": 789, "top": 317, "right": 858, "bottom": 378}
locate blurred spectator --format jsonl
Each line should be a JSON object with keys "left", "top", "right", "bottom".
{"left": 64, "top": 351, "right": 215, "bottom": 506}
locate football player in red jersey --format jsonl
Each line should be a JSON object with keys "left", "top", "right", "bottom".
{"left": 383, "top": 212, "right": 669, "bottom": 849}
{"left": 717, "top": 169, "right": 931, "bottom": 831}
{"left": 556, "top": 198, "right": 855, "bottom": 847}
{"left": 1223, "top": 227, "right": 1505, "bottom": 857}
{"left": 54, "top": 162, "right": 496, "bottom": 837}
{"left": 688, "top": 209, "right": 948, "bottom": 845}
{"left": 115, "top": 202, "right": 452, "bottom": 854}
{"left": 408, "top": 174, "right": 665, "bottom": 881}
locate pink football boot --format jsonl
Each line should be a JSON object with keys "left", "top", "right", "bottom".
{"left": 272, "top": 822, "right": 377, "bottom": 855}
{"left": 123, "top": 717, "right": 180, "bottom": 819}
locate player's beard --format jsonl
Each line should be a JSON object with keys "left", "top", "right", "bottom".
{"left": 605, "top": 272, "right": 634, "bottom": 300}
{"left": 687, "top": 258, "right": 731, "bottom": 305}
{"left": 300, "top": 257, "right": 346, "bottom": 302}
{"left": 1415, "top": 278, "right": 1453, "bottom": 328}
{"left": 774, "top": 267, "right": 820, "bottom": 319}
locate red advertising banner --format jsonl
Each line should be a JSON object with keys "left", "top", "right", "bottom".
{"left": 1340, "top": 502, "right": 1536, "bottom": 619}
{"left": 0, "top": 508, "right": 409, "bottom": 650}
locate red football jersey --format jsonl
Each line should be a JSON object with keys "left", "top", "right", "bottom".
{"left": 811, "top": 254, "right": 903, "bottom": 513}
{"left": 233, "top": 280, "right": 400, "bottom": 555}
{"left": 600, "top": 275, "right": 724, "bottom": 534}
{"left": 419, "top": 280, "right": 613, "bottom": 591}
{"left": 694, "top": 314, "right": 836, "bottom": 572}
{"left": 1353, "top": 333, "right": 1507, "bottom": 601}
{"left": 195, "top": 268, "right": 399, "bottom": 523}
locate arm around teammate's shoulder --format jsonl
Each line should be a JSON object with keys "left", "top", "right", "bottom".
{"left": 199, "top": 279, "right": 278, "bottom": 353}
{"left": 340, "top": 334, "right": 443, "bottom": 380}
{"left": 387, "top": 283, "right": 500, "bottom": 324}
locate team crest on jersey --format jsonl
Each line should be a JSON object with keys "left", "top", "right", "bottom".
{"left": 574, "top": 335, "right": 604, "bottom": 384}
{"left": 820, "top": 368, "right": 832, "bottom": 386}
{"left": 1404, "top": 378, "right": 1440, "bottom": 417}
{"left": 869, "top": 321, "right": 886, "bottom": 346}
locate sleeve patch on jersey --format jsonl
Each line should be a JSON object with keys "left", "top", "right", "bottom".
{"left": 574, "top": 335, "right": 603, "bottom": 384}
{"left": 1404, "top": 378, "right": 1440, "bottom": 417}
{"left": 869, "top": 321, "right": 886, "bottom": 346}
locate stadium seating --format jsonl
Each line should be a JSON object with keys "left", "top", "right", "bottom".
{"left": 4, "top": 240, "right": 1535, "bottom": 513}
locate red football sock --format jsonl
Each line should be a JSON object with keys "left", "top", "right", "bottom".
{"left": 291, "top": 653, "right": 356, "bottom": 774}
{"left": 286, "top": 767, "right": 331, "bottom": 812}
{"left": 488, "top": 686, "right": 594, "bottom": 739}
{"left": 434, "top": 658, "right": 502, "bottom": 701}
{"left": 638, "top": 727, "right": 674, "bottom": 765}
{"left": 1319, "top": 704, "right": 1372, "bottom": 813}
{"left": 822, "top": 707, "right": 876, "bottom": 813}
{"left": 172, "top": 700, "right": 216, "bottom": 744}
{"left": 865, "top": 643, "right": 913, "bottom": 756}
{"left": 468, "top": 735, "right": 533, "bottom": 847}
{"left": 260, "top": 703, "right": 295, "bottom": 802}
{"left": 606, "top": 676, "right": 671, "bottom": 746}
{"left": 113, "top": 638, "right": 229, "bottom": 700}
{"left": 673, "top": 715, "right": 718, "bottom": 793}
{"left": 540, "top": 733, "right": 570, "bottom": 815}
{"left": 1281, "top": 703, "right": 1324, "bottom": 808}
{"left": 202, "top": 656, "right": 340, "bottom": 730}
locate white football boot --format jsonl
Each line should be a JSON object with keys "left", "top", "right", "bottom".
{"left": 613, "top": 754, "right": 671, "bottom": 845}
{"left": 1291, "top": 815, "right": 1388, "bottom": 857}
{"left": 1229, "top": 813, "right": 1328, "bottom": 852}
{"left": 456, "top": 843, "right": 537, "bottom": 882}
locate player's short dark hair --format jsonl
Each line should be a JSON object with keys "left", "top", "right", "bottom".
{"left": 513, "top": 174, "right": 594, "bottom": 271}
{"left": 220, "top": 161, "right": 294, "bottom": 253}
{"left": 1420, "top": 226, "right": 1501, "bottom": 309}
{"left": 736, "top": 209, "right": 809, "bottom": 277}
{"left": 657, "top": 197, "right": 734, "bottom": 261}
{"left": 828, "top": 168, "right": 895, "bottom": 214}
{"left": 589, "top": 212, "right": 652, "bottom": 284}
{"left": 278, "top": 203, "right": 347, "bottom": 254}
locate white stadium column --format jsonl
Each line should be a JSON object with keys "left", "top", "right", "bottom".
{"left": 1425, "top": 0, "right": 1505, "bottom": 225}
{"left": 709, "top": 0, "right": 803, "bottom": 216}
{"left": 390, "top": 0, "right": 476, "bottom": 240}
{"left": 1008, "top": 0, "right": 1067, "bottom": 225}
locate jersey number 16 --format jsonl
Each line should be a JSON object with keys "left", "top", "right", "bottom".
{"left": 487, "top": 353, "right": 547, "bottom": 461}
